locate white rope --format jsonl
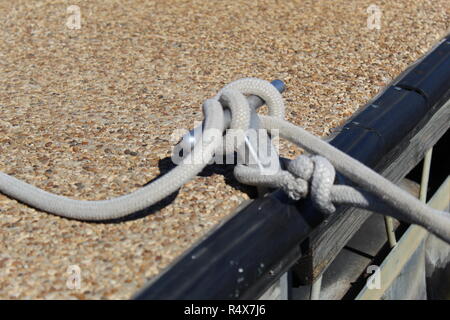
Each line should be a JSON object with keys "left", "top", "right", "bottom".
{"left": 1, "top": 77, "right": 450, "bottom": 245}
{"left": 258, "top": 115, "right": 450, "bottom": 244}
{"left": 228, "top": 80, "right": 450, "bottom": 244}
{"left": 0, "top": 92, "right": 244, "bottom": 220}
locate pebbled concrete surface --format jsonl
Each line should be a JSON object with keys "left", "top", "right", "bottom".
{"left": 0, "top": 0, "right": 448, "bottom": 299}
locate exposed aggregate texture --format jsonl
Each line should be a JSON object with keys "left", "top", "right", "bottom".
{"left": 0, "top": 0, "right": 448, "bottom": 299}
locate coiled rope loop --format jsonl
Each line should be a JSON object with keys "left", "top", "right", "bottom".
{"left": 1, "top": 78, "right": 450, "bottom": 245}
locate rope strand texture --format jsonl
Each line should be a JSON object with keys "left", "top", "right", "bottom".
{"left": 1, "top": 77, "right": 449, "bottom": 245}
{"left": 258, "top": 116, "right": 450, "bottom": 244}
{"left": 0, "top": 99, "right": 226, "bottom": 221}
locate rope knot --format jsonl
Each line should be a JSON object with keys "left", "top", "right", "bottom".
{"left": 279, "top": 170, "right": 309, "bottom": 200}
{"left": 284, "top": 155, "right": 336, "bottom": 214}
